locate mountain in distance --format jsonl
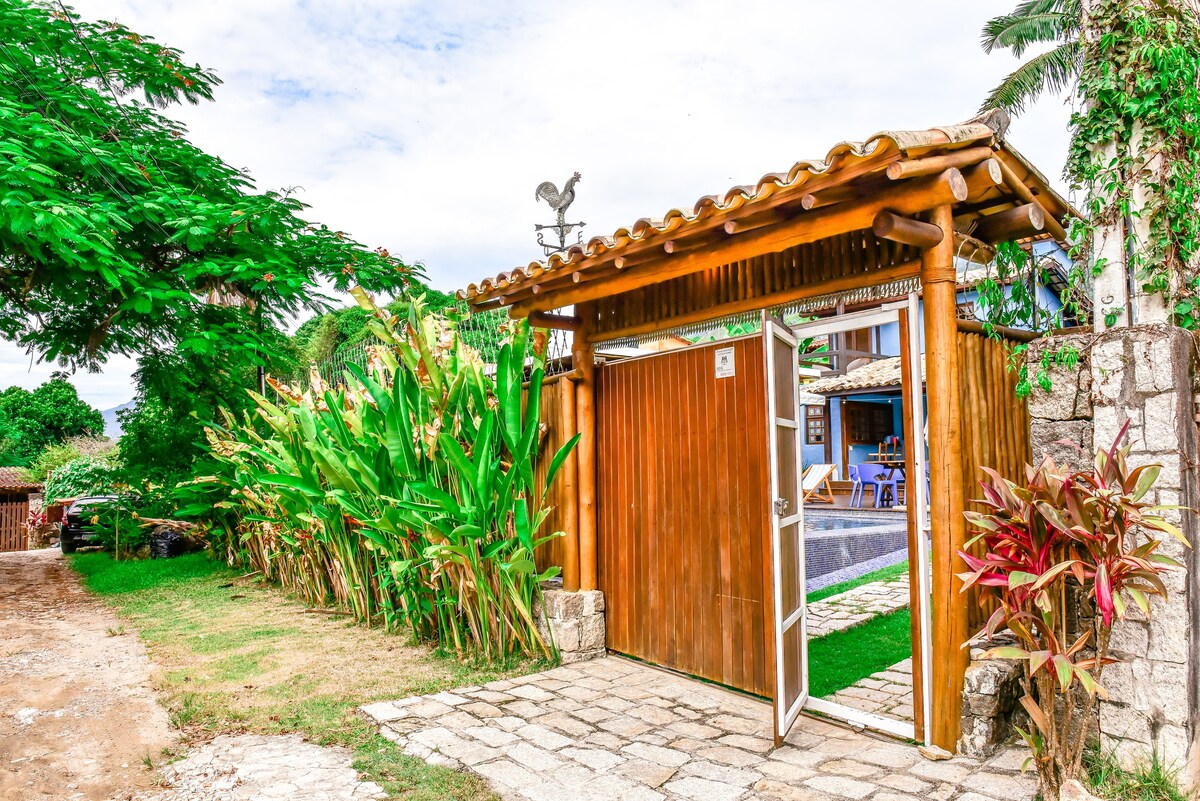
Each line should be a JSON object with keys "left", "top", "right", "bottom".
{"left": 101, "top": 400, "right": 135, "bottom": 439}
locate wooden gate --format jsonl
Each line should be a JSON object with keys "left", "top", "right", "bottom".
{"left": 595, "top": 336, "right": 774, "bottom": 697}
{"left": 0, "top": 494, "right": 29, "bottom": 552}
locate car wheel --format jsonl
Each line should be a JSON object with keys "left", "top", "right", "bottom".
{"left": 60, "top": 534, "right": 77, "bottom": 554}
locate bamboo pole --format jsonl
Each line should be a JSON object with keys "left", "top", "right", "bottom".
{"left": 922, "top": 204, "right": 969, "bottom": 752}
{"left": 593, "top": 259, "right": 921, "bottom": 342}
{"left": 574, "top": 309, "right": 598, "bottom": 592}
{"left": 560, "top": 374, "right": 580, "bottom": 592}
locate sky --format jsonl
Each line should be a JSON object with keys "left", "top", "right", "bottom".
{"left": 1, "top": 0, "right": 1075, "bottom": 411}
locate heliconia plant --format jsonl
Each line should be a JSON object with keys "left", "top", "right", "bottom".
{"left": 187, "top": 291, "right": 577, "bottom": 662}
{"left": 959, "top": 421, "right": 1189, "bottom": 801}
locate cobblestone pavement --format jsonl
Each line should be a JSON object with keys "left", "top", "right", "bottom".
{"left": 806, "top": 575, "right": 911, "bottom": 639}
{"left": 362, "top": 656, "right": 1035, "bottom": 801}
{"left": 138, "top": 734, "right": 385, "bottom": 801}
{"left": 824, "top": 659, "right": 914, "bottom": 723}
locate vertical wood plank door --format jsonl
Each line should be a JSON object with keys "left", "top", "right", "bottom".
{"left": 0, "top": 496, "right": 29, "bottom": 552}
{"left": 596, "top": 337, "right": 774, "bottom": 698}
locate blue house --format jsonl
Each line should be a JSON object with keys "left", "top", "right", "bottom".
{"left": 799, "top": 241, "right": 1076, "bottom": 489}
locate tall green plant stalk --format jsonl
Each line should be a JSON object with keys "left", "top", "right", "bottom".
{"left": 188, "top": 293, "right": 577, "bottom": 662}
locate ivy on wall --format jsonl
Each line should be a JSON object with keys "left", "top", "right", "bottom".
{"left": 1067, "top": 0, "right": 1200, "bottom": 327}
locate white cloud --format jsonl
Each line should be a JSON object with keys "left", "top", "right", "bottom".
{"left": 1, "top": 0, "right": 1075, "bottom": 409}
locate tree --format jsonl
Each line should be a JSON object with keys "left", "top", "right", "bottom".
{"left": 0, "top": 374, "right": 103, "bottom": 465}
{"left": 980, "top": 0, "right": 1082, "bottom": 114}
{"left": 0, "top": 0, "right": 417, "bottom": 371}
{"left": 981, "top": 0, "right": 1200, "bottom": 329}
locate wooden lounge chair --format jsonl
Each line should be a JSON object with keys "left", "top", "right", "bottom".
{"left": 801, "top": 464, "right": 837, "bottom": 505}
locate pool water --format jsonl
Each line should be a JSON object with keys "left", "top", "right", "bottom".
{"left": 805, "top": 514, "right": 899, "bottom": 532}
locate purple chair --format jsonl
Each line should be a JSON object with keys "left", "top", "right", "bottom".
{"left": 846, "top": 464, "right": 864, "bottom": 508}
{"left": 856, "top": 463, "right": 904, "bottom": 508}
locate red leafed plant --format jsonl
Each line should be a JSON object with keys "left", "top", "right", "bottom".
{"left": 959, "top": 421, "right": 1189, "bottom": 801}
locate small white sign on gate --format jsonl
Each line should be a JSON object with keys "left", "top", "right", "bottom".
{"left": 714, "top": 347, "right": 736, "bottom": 379}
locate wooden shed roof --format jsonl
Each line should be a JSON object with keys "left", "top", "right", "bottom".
{"left": 0, "top": 468, "right": 40, "bottom": 492}
{"left": 460, "top": 117, "right": 1075, "bottom": 315}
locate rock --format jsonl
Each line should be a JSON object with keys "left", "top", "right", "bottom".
{"left": 1061, "top": 778, "right": 1105, "bottom": 801}
{"left": 917, "top": 744, "right": 953, "bottom": 761}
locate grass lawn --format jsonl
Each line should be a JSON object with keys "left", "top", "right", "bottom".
{"left": 807, "top": 607, "right": 912, "bottom": 700}
{"left": 807, "top": 560, "right": 909, "bottom": 604}
{"left": 70, "top": 551, "right": 544, "bottom": 800}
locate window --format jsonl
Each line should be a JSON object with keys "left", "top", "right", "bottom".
{"left": 844, "top": 401, "right": 892, "bottom": 445}
{"left": 805, "top": 405, "right": 826, "bottom": 445}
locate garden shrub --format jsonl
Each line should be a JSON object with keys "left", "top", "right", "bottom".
{"left": 190, "top": 293, "right": 576, "bottom": 662}
{"left": 44, "top": 454, "right": 118, "bottom": 503}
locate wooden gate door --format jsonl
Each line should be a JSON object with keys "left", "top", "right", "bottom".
{"left": 0, "top": 495, "right": 29, "bottom": 552}
{"left": 595, "top": 336, "right": 774, "bottom": 697}
{"left": 764, "top": 314, "right": 807, "bottom": 744}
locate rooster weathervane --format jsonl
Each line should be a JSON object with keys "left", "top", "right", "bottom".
{"left": 534, "top": 172, "right": 585, "bottom": 256}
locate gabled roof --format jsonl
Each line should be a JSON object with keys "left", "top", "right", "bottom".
{"left": 803, "top": 357, "right": 920, "bottom": 395}
{"left": 0, "top": 468, "right": 40, "bottom": 492}
{"left": 461, "top": 118, "right": 1076, "bottom": 307}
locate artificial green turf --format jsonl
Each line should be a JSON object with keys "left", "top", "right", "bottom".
{"left": 807, "top": 560, "right": 909, "bottom": 604}
{"left": 807, "top": 607, "right": 912, "bottom": 699}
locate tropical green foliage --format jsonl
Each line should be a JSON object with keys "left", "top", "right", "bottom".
{"left": 190, "top": 295, "right": 576, "bottom": 662}
{"left": 44, "top": 452, "right": 117, "bottom": 502}
{"left": 959, "top": 422, "right": 1186, "bottom": 801}
{"left": 22, "top": 435, "right": 114, "bottom": 482}
{"left": 0, "top": 1, "right": 416, "bottom": 370}
{"left": 1067, "top": 1, "right": 1200, "bottom": 329}
{"left": 0, "top": 376, "right": 104, "bottom": 466}
{"left": 980, "top": 0, "right": 1081, "bottom": 114}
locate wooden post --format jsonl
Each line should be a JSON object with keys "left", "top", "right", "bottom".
{"left": 897, "top": 308, "right": 926, "bottom": 743}
{"left": 922, "top": 204, "right": 969, "bottom": 752}
{"left": 573, "top": 307, "right": 598, "bottom": 591}
{"left": 560, "top": 375, "right": 580, "bottom": 592}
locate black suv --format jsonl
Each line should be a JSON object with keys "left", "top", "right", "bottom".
{"left": 60, "top": 496, "right": 121, "bottom": 554}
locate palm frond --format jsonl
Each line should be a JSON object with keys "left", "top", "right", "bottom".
{"left": 982, "top": 11, "right": 1077, "bottom": 57}
{"left": 980, "top": 40, "right": 1082, "bottom": 114}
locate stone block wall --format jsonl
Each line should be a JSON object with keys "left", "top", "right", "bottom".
{"left": 536, "top": 586, "right": 606, "bottom": 664}
{"left": 1026, "top": 324, "right": 1200, "bottom": 785}
{"left": 959, "top": 644, "right": 1024, "bottom": 757}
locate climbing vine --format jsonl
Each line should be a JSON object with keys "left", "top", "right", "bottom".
{"left": 1067, "top": 0, "right": 1200, "bottom": 327}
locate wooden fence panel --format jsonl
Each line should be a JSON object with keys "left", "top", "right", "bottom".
{"left": 533, "top": 377, "right": 571, "bottom": 574}
{"left": 0, "top": 495, "right": 29, "bottom": 552}
{"left": 595, "top": 337, "right": 774, "bottom": 698}
{"left": 956, "top": 330, "right": 1032, "bottom": 632}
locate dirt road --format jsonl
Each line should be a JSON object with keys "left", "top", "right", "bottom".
{"left": 0, "top": 549, "right": 176, "bottom": 801}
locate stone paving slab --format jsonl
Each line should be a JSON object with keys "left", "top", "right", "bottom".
{"left": 825, "top": 658, "right": 915, "bottom": 723}
{"left": 807, "top": 575, "right": 911, "bottom": 639}
{"left": 137, "top": 734, "right": 385, "bottom": 800}
{"left": 362, "top": 656, "right": 1035, "bottom": 801}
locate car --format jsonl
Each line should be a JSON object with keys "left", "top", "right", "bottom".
{"left": 60, "top": 495, "right": 124, "bottom": 554}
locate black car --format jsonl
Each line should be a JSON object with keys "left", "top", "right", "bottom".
{"left": 60, "top": 495, "right": 122, "bottom": 554}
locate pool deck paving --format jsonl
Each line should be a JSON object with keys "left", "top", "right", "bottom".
{"left": 361, "top": 656, "right": 1034, "bottom": 801}
{"left": 805, "top": 575, "right": 911, "bottom": 639}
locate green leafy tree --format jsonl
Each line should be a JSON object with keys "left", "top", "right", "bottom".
{"left": 0, "top": 375, "right": 104, "bottom": 465}
{"left": 0, "top": 0, "right": 417, "bottom": 372}
{"left": 980, "top": 0, "right": 1082, "bottom": 114}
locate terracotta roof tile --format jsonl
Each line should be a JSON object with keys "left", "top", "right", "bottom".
{"left": 0, "top": 468, "right": 41, "bottom": 492}
{"left": 461, "top": 123, "right": 1003, "bottom": 302}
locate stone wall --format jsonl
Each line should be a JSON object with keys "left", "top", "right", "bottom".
{"left": 959, "top": 643, "right": 1024, "bottom": 757}
{"left": 1026, "top": 324, "right": 1200, "bottom": 785}
{"left": 536, "top": 586, "right": 606, "bottom": 664}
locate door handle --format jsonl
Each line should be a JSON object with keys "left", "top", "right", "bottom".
{"left": 774, "top": 497, "right": 789, "bottom": 516}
